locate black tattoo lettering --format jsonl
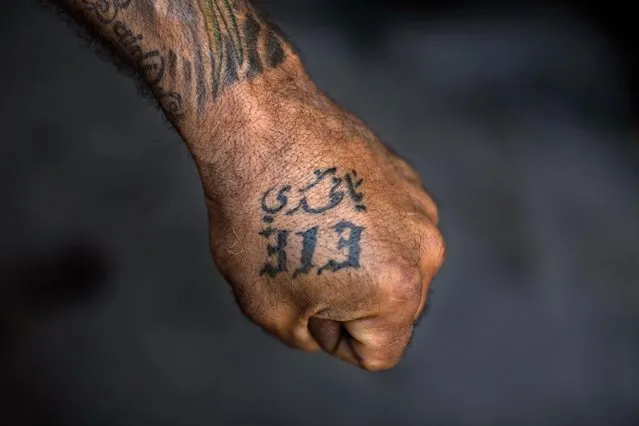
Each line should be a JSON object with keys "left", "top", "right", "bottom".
{"left": 259, "top": 228, "right": 289, "bottom": 278}
{"left": 281, "top": 168, "right": 367, "bottom": 217}
{"left": 318, "top": 221, "right": 364, "bottom": 275}
{"left": 286, "top": 168, "right": 343, "bottom": 215}
{"left": 112, "top": 21, "right": 184, "bottom": 120}
{"left": 157, "top": 91, "right": 184, "bottom": 119}
{"left": 294, "top": 227, "right": 318, "bottom": 278}
{"left": 258, "top": 169, "right": 366, "bottom": 278}
{"left": 344, "top": 170, "right": 367, "bottom": 212}
{"left": 72, "top": 0, "right": 293, "bottom": 121}
{"left": 259, "top": 168, "right": 366, "bottom": 221}
{"left": 81, "top": 0, "right": 132, "bottom": 24}
{"left": 113, "top": 21, "right": 142, "bottom": 58}
{"left": 184, "top": 58, "right": 193, "bottom": 87}
{"left": 261, "top": 185, "right": 291, "bottom": 223}
{"left": 168, "top": 50, "right": 178, "bottom": 81}
{"left": 138, "top": 50, "right": 165, "bottom": 86}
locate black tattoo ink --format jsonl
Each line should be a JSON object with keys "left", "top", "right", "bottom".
{"left": 138, "top": 50, "right": 165, "bottom": 86}
{"left": 344, "top": 170, "right": 367, "bottom": 212}
{"left": 260, "top": 169, "right": 367, "bottom": 223}
{"left": 207, "top": 48, "right": 219, "bottom": 100}
{"left": 243, "top": 13, "right": 263, "bottom": 80}
{"left": 81, "top": 0, "right": 131, "bottom": 24}
{"left": 168, "top": 50, "right": 178, "bottom": 81}
{"left": 184, "top": 58, "right": 193, "bottom": 87}
{"left": 113, "top": 21, "right": 143, "bottom": 59}
{"left": 196, "top": 0, "right": 290, "bottom": 99}
{"left": 286, "top": 168, "right": 344, "bottom": 215}
{"left": 294, "top": 227, "right": 319, "bottom": 278}
{"left": 217, "top": 0, "right": 244, "bottom": 67}
{"left": 257, "top": 170, "right": 366, "bottom": 278}
{"left": 112, "top": 21, "right": 184, "bottom": 119}
{"left": 190, "top": 27, "right": 207, "bottom": 114}
{"left": 265, "top": 30, "right": 285, "bottom": 69}
{"left": 157, "top": 91, "right": 184, "bottom": 119}
{"left": 300, "top": 168, "right": 338, "bottom": 192}
{"left": 223, "top": 36, "right": 240, "bottom": 86}
{"left": 77, "top": 0, "right": 291, "bottom": 120}
{"left": 261, "top": 185, "right": 291, "bottom": 215}
{"left": 259, "top": 228, "right": 289, "bottom": 277}
{"left": 318, "top": 221, "right": 364, "bottom": 275}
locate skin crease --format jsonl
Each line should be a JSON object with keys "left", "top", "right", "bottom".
{"left": 48, "top": 0, "right": 446, "bottom": 371}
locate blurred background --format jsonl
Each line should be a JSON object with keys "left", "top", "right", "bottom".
{"left": 1, "top": 1, "right": 638, "bottom": 425}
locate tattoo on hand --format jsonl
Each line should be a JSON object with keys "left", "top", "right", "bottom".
{"left": 259, "top": 168, "right": 366, "bottom": 278}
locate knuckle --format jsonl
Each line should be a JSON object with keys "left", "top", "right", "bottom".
{"left": 359, "top": 341, "right": 405, "bottom": 371}
{"left": 244, "top": 303, "right": 284, "bottom": 336}
{"left": 412, "top": 190, "right": 439, "bottom": 224}
{"left": 377, "top": 260, "right": 423, "bottom": 312}
{"left": 232, "top": 284, "right": 273, "bottom": 329}
{"left": 234, "top": 288, "right": 262, "bottom": 323}
{"left": 424, "top": 196, "right": 440, "bottom": 225}
{"left": 234, "top": 285, "right": 293, "bottom": 340}
{"left": 358, "top": 325, "right": 413, "bottom": 372}
{"left": 421, "top": 225, "right": 446, "bottom": 269}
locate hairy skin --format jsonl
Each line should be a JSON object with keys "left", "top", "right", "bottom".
{"left": 48, "top": 0, "right": 446, "bottom": 371}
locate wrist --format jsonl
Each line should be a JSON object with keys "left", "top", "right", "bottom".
{"left": 177, "top": 49, "right": 309, "bottom": 140}
{"left": 181, "top": 60, "right": 320, "bottom": 198}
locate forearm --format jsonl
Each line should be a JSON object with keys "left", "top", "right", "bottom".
{"left": 51, "top": 1, "right": 307, "bottom": 145}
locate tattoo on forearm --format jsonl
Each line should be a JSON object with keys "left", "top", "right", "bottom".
{"left": 258, "top": 168, "right": 367, "bottom": 278}
{"left": 72, "top": 0, "right": 185, "bottom": 119}
{"left": 168, "top": 50, "right": 178, "bottom": 81}
{"left": 196, "top": 0, "right": 288, "bottom": 98}
{"left": 111, "top": 20, "right": 185, "bottom": 119}
{"left": 56, "top": 0, "right": 291, "bottom": 120}
{"left": 80, "top": 0, "right": 131, "bottom": 24}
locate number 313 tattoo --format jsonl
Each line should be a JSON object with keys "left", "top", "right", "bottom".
{"left": 258, "top": 168, "right": 367, "bottom": 278}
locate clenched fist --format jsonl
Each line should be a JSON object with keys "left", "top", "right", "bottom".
{"left": 191, "top": 77, "right": 446, "bottom": 371}
{"left": 51, "top": 0, "right": 445, "bottom": 372}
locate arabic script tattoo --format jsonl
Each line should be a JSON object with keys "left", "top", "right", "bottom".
{"left": 258, "top": 168, "right": 367, "bottom": 278}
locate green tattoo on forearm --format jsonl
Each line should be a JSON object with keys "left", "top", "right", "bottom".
{"left": 196, "top": 0, "right": 288, "bottom": 98}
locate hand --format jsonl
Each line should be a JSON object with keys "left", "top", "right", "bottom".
{"left": 191, "top": 78, "right": 445, "bottom": 371}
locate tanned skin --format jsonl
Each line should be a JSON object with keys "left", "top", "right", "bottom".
{"left": 47, "top": 0, "right": 445, "bottom": 371}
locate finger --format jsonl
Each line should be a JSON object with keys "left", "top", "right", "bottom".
{"left": 244, "top": 301, "right": 321, "bottom": 353}
{"left": 394, "top": 159, "right": 423, "bottom": 188}
{"left": 381, "top": 144, "right": 421, "bottom": 184}
{"left": 414, "top": 226, "right": 446, "bottom": 323}
{"left": 407, "top": 186, "right": 440, "bottom": 225}
{"left": 390, "top": 155, "right": 441, "bottom": 225}
{"left": 288, "top": 317, "right": 323, "bottom": 352}
{"left": 308, "top": 317, "right": 344, "bottom": 355}
{"left": 414, "top": 275, "right": 434, "bottom": 325}
{"left": 309, "top": 315, "right": 414, "bottom": 371}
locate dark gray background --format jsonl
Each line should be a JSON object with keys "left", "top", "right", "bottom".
{"left": 2, "top": 1, "right": 638, "bottom": 425}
